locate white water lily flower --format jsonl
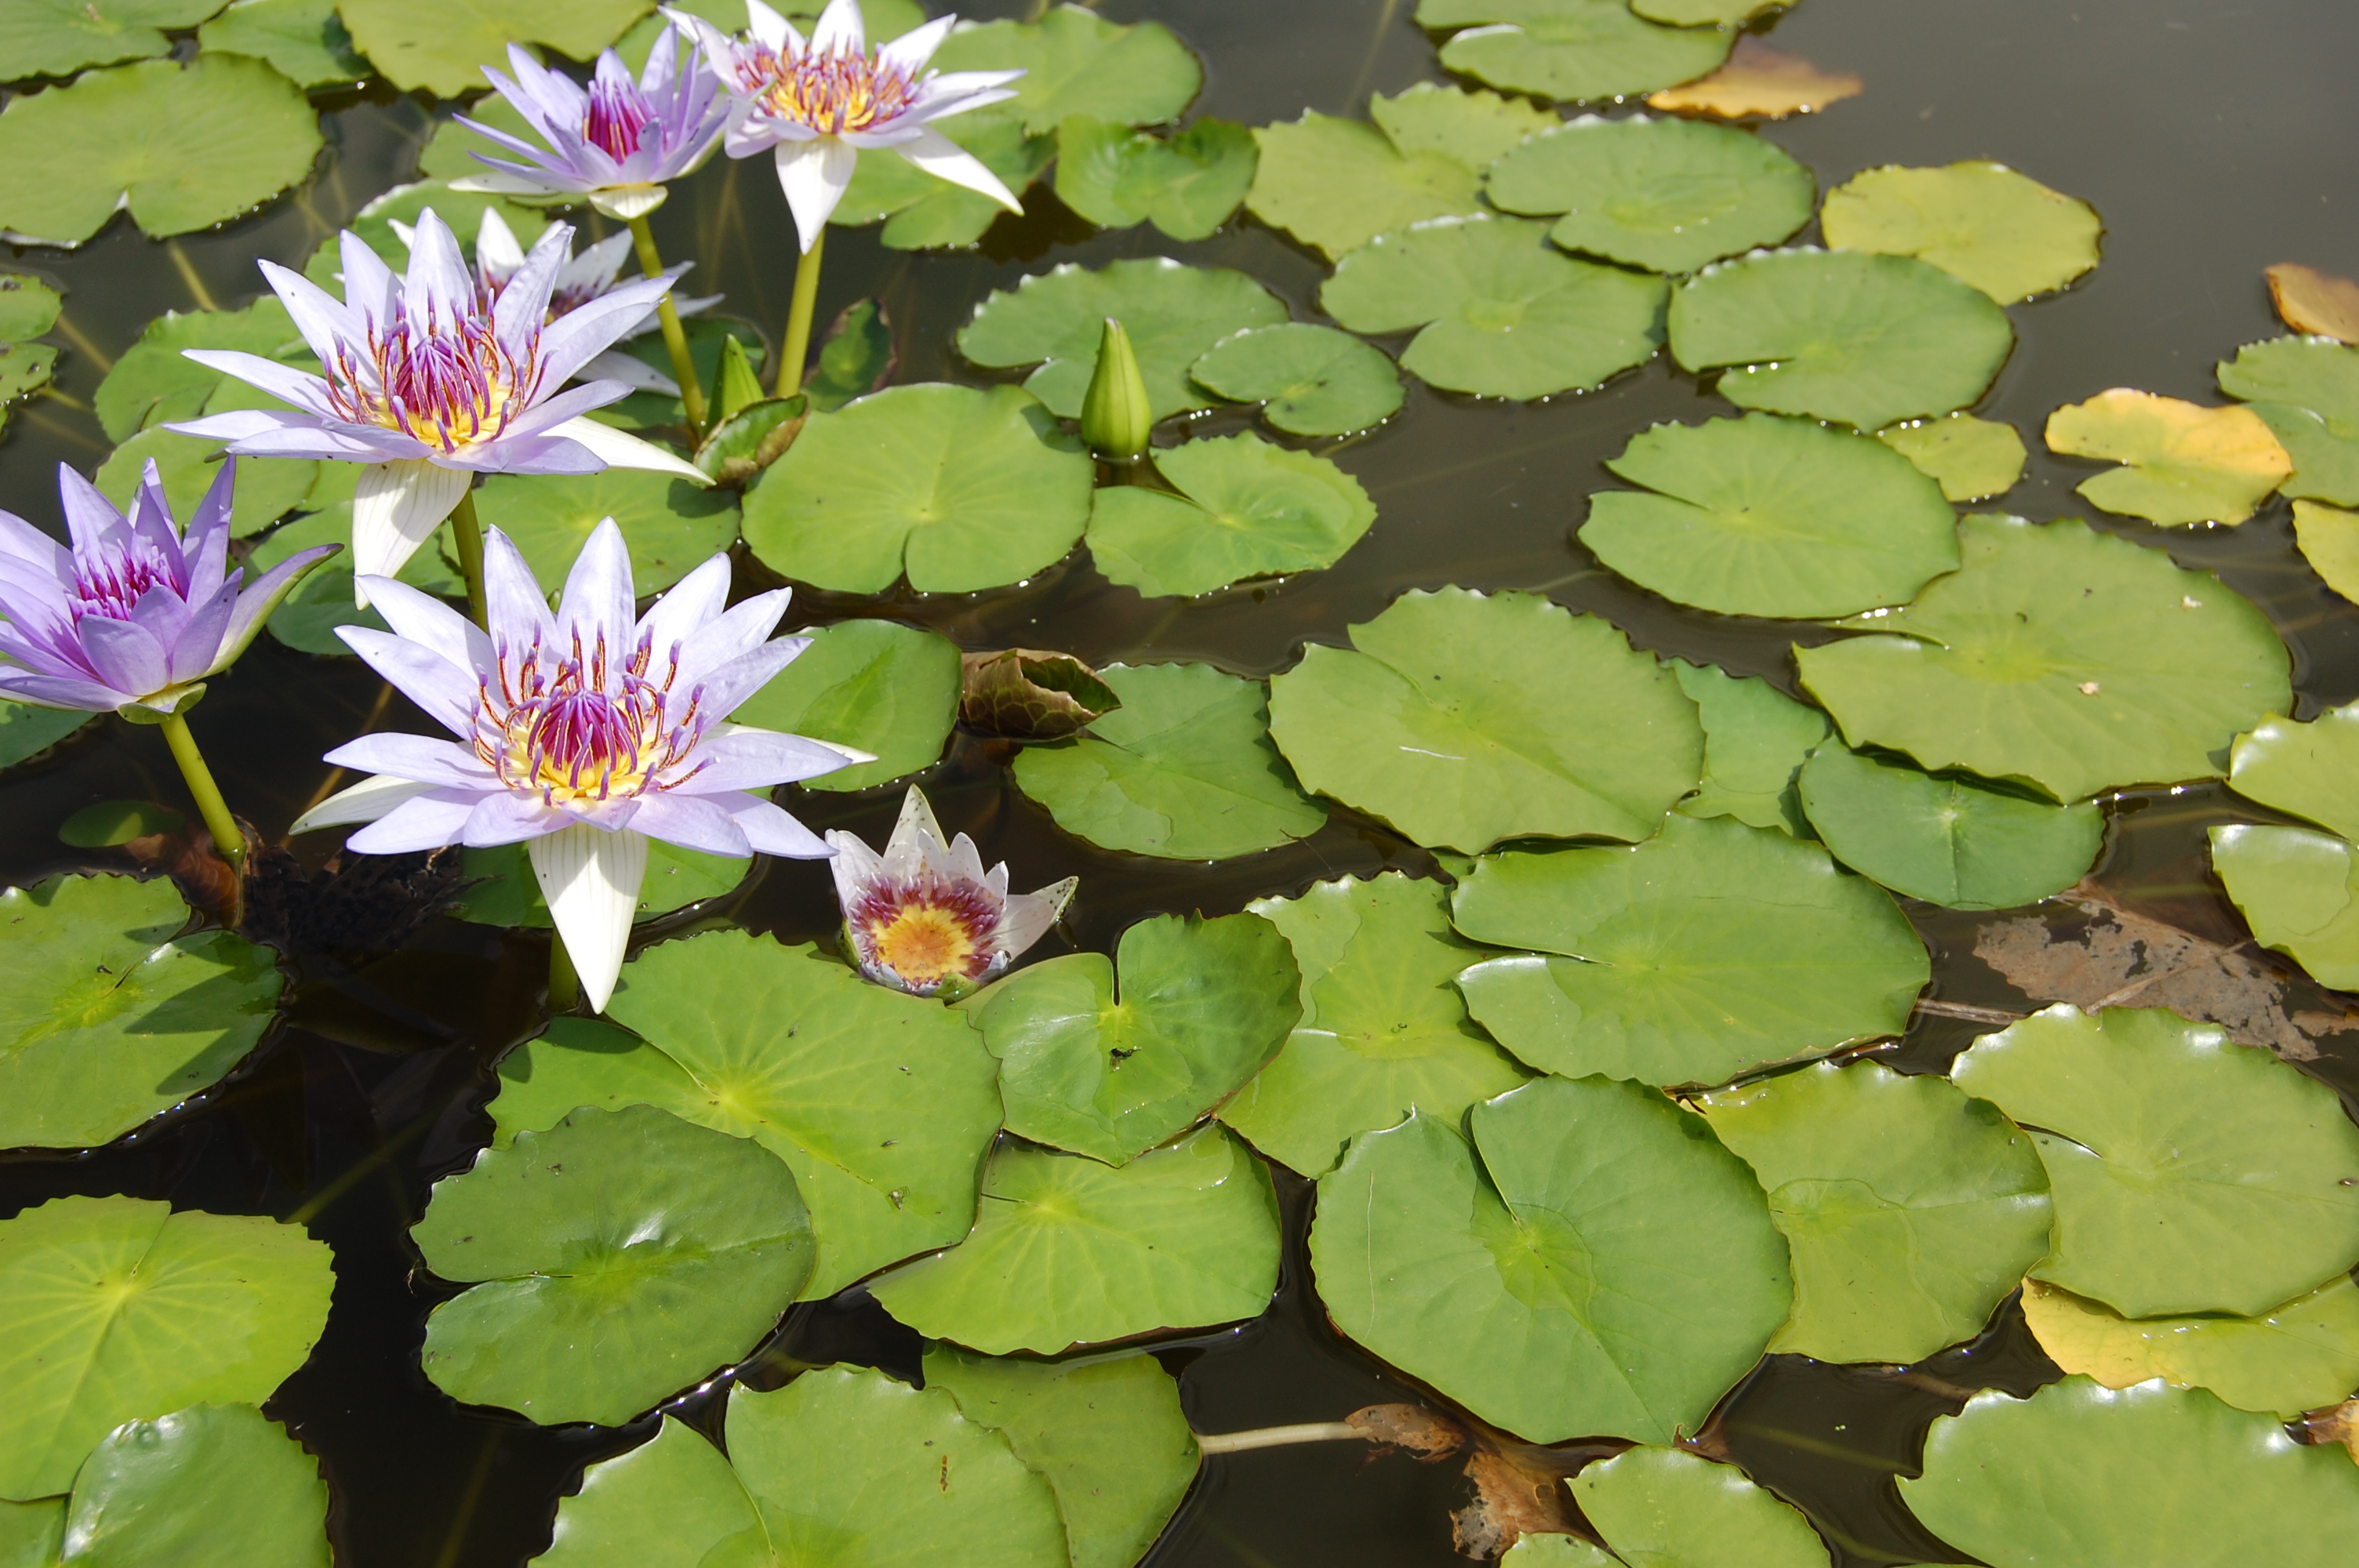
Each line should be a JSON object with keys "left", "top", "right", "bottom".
{"left": 292, "top": 518, "right": 868, "bottom": 1011}
{"left": 828, "top": 786, "right": 1076, "bottom": 995}
{"left": 667, "top": 0, "right": 1027, "bottom": 251}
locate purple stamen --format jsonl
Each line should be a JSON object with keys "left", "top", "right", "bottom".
{"left": 584, "top": 75, "right": 656, "bottom": 162}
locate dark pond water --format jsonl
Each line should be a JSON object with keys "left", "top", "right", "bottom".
{"left": 5, "top": 1, "right": 2359, "bottom": 1563}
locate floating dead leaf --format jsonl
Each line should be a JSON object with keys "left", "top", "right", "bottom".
{"left": 1455, "top": 1442, "right": 1579, "bottom": 1559}
{"left": 2266, "top": 263, "right": 2359, "bottom": 344}
{"left": 2045, "top": 389, "right": 2292, "bottom": 526}
{"left": 1646, "top": 37, "right": 1863, "bottom": 121}
{"left": 959, "top": 648, "right": 1122, "bottom": 740}
{"left": 1346, "top": 1403, "right": 1467, "bottom": 1461}
{"left": 2305, "top": 1397, "right": 2359, "bottom": 1461}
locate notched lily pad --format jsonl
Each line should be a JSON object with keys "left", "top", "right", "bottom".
{"left": 1672, "top": 659, "right": 1829, "bottom": 837}
{"left": 2293, "top": 499, "right": 2359, "bottom": 602}
{"left": 1877, "top": 412, "right": 2027, "bottom": 501}
{"left": 2020, "top": 1273, "right": 2359, "bottom": 1421}
{"left": 198, "top": 0, "right": 369, "bottom": 89}
{"left": 1821, "top": 162, "right": 2103, "bottom": 303}
{"left": 2208, "top": 823, "right": 2359, "bottom": 989}
{"left": 338, "top": 0, "right": 648, "bottom": 97}
{"left": 932, "top": 4, "right": 1201, "bottom": 136}
{"left": 2216, "top": 336, "right": 2359, "bottom": 507}
{"left": 961, "top": 648, "right": 1121, "bottom": 741}
{"left": 0, "top": 0, "right": 231, "bottom": 82}
{"left": 1571, "top": 1446, "right": 1832, "bottom": 1568}
{"left": 1189, "top": 323, "right": 1405, "bottom": 438}
{"left": 1797, "top": 744, "right": 2105, "bottom": 909}
{"left": 48, "top": 1403, "right": 330, "bottom": 1568}
{"left": 729, "top": 617, "right": 961, "bottom": 793}
{"left": 1417, "top": 0, "right": 1735, "bottom": 104}
{"left": 1087, "top": 434, "right": 1377, "bottom": 597}
{"left": 1056, "top": 115, "right": 1256, "bottom": 241}
{"left": 2045, "top": 389, "right": 2292, "bottom": 526}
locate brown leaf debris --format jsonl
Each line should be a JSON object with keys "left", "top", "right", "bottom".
{"left": 1647, "top": 37, "right": 1863, "bottom": 121}
{"left": 2267, "top": 263, "right": 2359, "bottom": 343}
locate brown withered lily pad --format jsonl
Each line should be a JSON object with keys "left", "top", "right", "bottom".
{"left": 961, "top": 648, "right": 1123, "bottom": 739}
{"left": 2266, "top": 263, "right": 2359, "bottom": 343}
{"left": 1647, "top": 38, "right": 1863, "bottom": 121}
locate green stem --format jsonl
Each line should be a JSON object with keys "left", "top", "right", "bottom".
{"left": 548, "top": 930, "right": 580, "bottom": 1014}
{"left": 160, "top": 710, "right": 244, "bottom": 869}
{"left": 450, "top": 488, "right": 488, "bottom": 628}
{"left": 776, "top": 227, "right": 827, "bottom": 399}
{"left": 627, "top": 215, "right": 709, "bottom": 434}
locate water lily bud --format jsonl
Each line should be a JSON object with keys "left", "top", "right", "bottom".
{"left": 1081, "top": 318, "right": 1152, "bottom": 460}
{"left": 711, "top": 334, "right": 766, "bottom": 426}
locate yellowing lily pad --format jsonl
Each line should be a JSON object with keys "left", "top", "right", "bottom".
{"left": 2266, "top": 262, "right": 2359, "bottom": 343}
{"left": 2045, "top": 389, "right": 2291, "bottom": 526}
{"left": 1876, "top": 413, "right": 2028, "bottom": 501}
{"left": 1645, "top": 37, "right": 1864, "bottom": 120}
{"left": 2021, "top": 1275, "right": 2359, "bottom": 1420}
{"left": 2294, "top": 499, "right": 2359, "bottom": 601}
{"left": 1821, "top": 162, "right": 2103, "bottom": 303}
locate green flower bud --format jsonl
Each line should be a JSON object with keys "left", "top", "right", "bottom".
{"left": 1080, "top": 317, "right": 1153, "bottom": 460}
{"left": 710, "top": 334, "right": 766, "bottom": 426}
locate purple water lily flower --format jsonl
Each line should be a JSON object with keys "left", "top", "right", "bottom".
{"left": 0, "top": 459, "right": 335, "bottom": 717}
{"left": 452, "top": 31, "right": 729, "bottom": 220}
{"left": 667, "top": 0, "right": 1027, "bottom": 250}
{"left": 289, "top": 517, "right": 867, "bottom": 1011}
{"left": 164, "top": 209, "right": 705, "bottom": 604}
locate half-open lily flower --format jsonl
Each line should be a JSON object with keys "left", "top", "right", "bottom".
{"left": 829, "top": 787, "right": 1076, "bottom": 996}
{"left": 162, "top": 209, "right": 705, "bottom": 602}
{"left": 0, "top": 459, "right": 334, "bottom": 717}
{"left": 667, "top": 0, "right": 1027, "bottom": 250}
{"left": 452, "top": 33, "right": 729, "bottom": 220}
{"left": 290, "top": 519, "right": 867, "bottom": 1011}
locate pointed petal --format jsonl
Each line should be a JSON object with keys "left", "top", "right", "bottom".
{"left": 256, "top": 258, "right": 363, "bottom": 365}
{"left": 530, "top": 822, "right": 649, "bottom": 1012}
{"left": 893, "top": 127, "right": 1023, "bottom": 212}
{"left": 996, "top": 878, "right": 1078, "bottom": 960}
{"left": 340, "top": 232, "right": 399, "bottom": 322}
{"left": 344, "top": 786, "right": 490, "bottom": 854}
{"left": 627, "top": 792, "right": 753, "bottom": 857}
{"left": 323, "top": 731, "right": 496, "bottom": 788}
{"left": 178, "top": 350, "right": 338, "bottom": 417}
{"left": 809, "top": 0, "right": 864, "bottom": 53}
{"left": 353, "top": 461, "right": 472, "bottom": 601}
{"left": 365, "top": 574, "right": 493, "bottom": 675}
{"left": 635, "top": 554, "right": 737, "bottom": 676}
{"left": 556, "top": 517, "right": 638, "bottom": 651}
{"left": 876, "top": 13, "right": 956, "bottom": 74}
{"left": 476, "top": 206, "right": 529, "bottom": 280}
{"left": 728, "top": 794, "right": 831, "bottom": 858}
{"left": 683, "top": 726, "right": 869, "bottom": 791}
{"left": 578, "top": 348, "right": 679, "bottom": 395}
{"left": 215, "top": 543, "right": 340, "bottom": 671}
{"left": 533, "top": 275, "right": 677, "bottom": 385}
{"left": 403, "top": 209, "right": 486, "bottom": 322}
{"left": 289, "top": 772, "right": 434, "bottom": 833}
{"left": 56, "top": 464, "right": 126, "bottom": 554}
{"left": 493, "top": 221, "right": 573, "bottom": 352}
{"left": 744, "top": 0, "right": 797, "bottom": 52}
{"left": 0, "top": 670, "right": 124, "bottom": 711}
{"left": 481, "top": 525, "right": 558, "bottom": 644}
{"left": 537, "top": 417, "right": 711, "bottom": 485}
{"left": 775, "top": 138, "right": 859, "bottom": 251}
{"left": 335, "top": 626, "right": 480, "bottom": 737}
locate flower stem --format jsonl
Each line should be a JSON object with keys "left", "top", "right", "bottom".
{"left": 548, "top": 930, "right": 580, "bottom": 1014}
{"left": 159, "top": 710, "right": 244, "bottom": 871}
{"left": 776, "top": 227, "right": 827, "bottom": 399}
{"left": 1193, "top": 1423, "right": 1364, "bottom": 1456}
{"left": 627, "top": 215, "right": 709, "bottom": 434}
{"left": 450, "top": 488, "right": 488, "bottom": 628}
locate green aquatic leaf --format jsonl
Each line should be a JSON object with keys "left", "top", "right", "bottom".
{"left": 1698, "top": 1060, "right": 2053, "bottom": 1364}
{"left": 1310, "top": 1076, "right": 1790, "bottom": 1445}
{"left": 2045, "top": 389, "right": 2292, "bottom": 527}
{"left": 1498, "top": 1537, "right": 1617, "bottom": 1568}
{"left": 339, "top": 0, "right": 649, "bottom": 96}
{"left": 1188, "top": 323, "right": 1404, "bottom": 438}
{"left": 444, "top": 838, "right": 748, "bottom": 927}
{"left": 587, "top": 313, "right": 754, "bottom": 433}
{"left": 0, "top": 1499, "right": 61, "bottom": 1567}
{"left": 2224, "top": 701, "right": 2359, "bottom": 839}
{"left": 1583, "top": 413, "right": 1960, "bottom": 619}
{"left": 1630, "top": 0, "right": 1781, "bottom": 20}
{"left": 1901, "top": 1378, "right": 2359, "bottom": 1568}
{"left": 729, "top": 618, "right": 961, "bottom": 793}
{"left": 53, "top": 1403, "right": 329, "bottom": 1568}
{"left": 474, "top": 469, "right": 739, "bottom": 597}
{"left": 831, "top": 108, "right": 1056, "bottom": 251}
{"left": 1452, "top": 815, "right": 1928, "bottom": 1087}
{"left": 1794, "top": 513, "right": 2292, "bottom": 802}
{"left": 493, "top": 933, "right": 1002, "bottom": 1300}
{"left": 804, "top": 298, "right": 895, "bottom": 414}
{"left": 1321, "top": 214, "right": 1668, "bottom": 400}
{"left": 1055, "top": 115, "right": 1256, "bottom": 241}
{"left": 1418, "top": 0, "right": 1734, "bottom": 103}
{"left": 0, "top": 1196, "right": 333, "bottom": 1501}
{"left": 924, "top": 1345, "right": 1198, "bottom": 1568}
{"left": 2209, "top": 824, "right": 2359, "bottom": 989}
{"left": 1797, "top": 745, "right": 2104, "bottom": 909}
{"left": 93, "top": 299, "right": 305, "bottom": 442}
{"left": 1268, "top": 586, "right": 1703, "bottom": 853}
{"left": 97, "top": 427, "right": 317, "bottom": 538}
{"left": 0, "top": 873, "right": 282, "bottom": 1152}
{"left": 260, "top": 498, "right": 457, "bottom": 655}
{"left": 1670, "top": 247, "right": 2016, "bottom": 430}
{"left": 0, "top": 56, "right": 322, "bottom": 247}
{"left": 933, "top": 5, "right": 1201, "bottom": 136}
{"left": 530, "top": 1416, "right": 764, "bottom": 1568}
{"left": 2021, "top": 1273, "right": 2359, "bottom": 1421}
{"left": 1371, "top": 79, "right": 1560, "bottom": 167}
{"left": 198, "top": 0, "right": 368, "bottom": 88}
{"left": 0, "top": 0, "right": 229, "bottom": 82}
{"left": 0, "top": 274, "right": 62, "bottom": 341}
{"left": 0, "top": 702, "right": 94, "bottom": 770}
{"left": 958, "top": 259, "right": 1288, "bottom": 422}
{"left": 1876, "top": 412, "right": 2028, "bottom": 502}
{"left": 1220, "top": 873, "right": 1531, "bottom": 1178}
{"left": 0, "top": 343, "right": 56, "bottom": 423}
{"left": 2294, "top": 499, "right": 2359, "bottom": 602}
{"left": 1485, "top": 114, "right": 1816, "bottom": 275}
{"left": 414, "top": 1104, "right": 814, "bottom": 1427}
{"left": 870, "top": 1125, "right": 1281, "bottom": 1355}
{"left": 1571, "top": 1446, "right": 1831, "bottom": 1568}
{"left": 1012, "top": 662, "right": 1326, "bottom": 860}
{"left": 1819, "top": 162, "right": 2104, "bottom": 303}
{"left": 1670, "top": 660, "right": 1829, "bottom": 837}
{"left": 1950, "top": 1004, "right": 2359, "bottom": 1318}
{"left": 970, "top": 911, "right": 1299, "bottom": 1167}
{"left": 1087, "top": 434, "right": 1376, "bottom": 597}
{"left": 740, "top": 383, "right": 1093, "bottom": 593}
{"left": 2215, "top": 335, "right": 2359, "bottom": 506}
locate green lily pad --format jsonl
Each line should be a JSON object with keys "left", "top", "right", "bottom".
{"left": 0, "top": 56, "right": 322, "bottom": 248}
{"left": 0, "top": 1195, "right": 333, "bottom": 1500}
{"left": 94, "top": 298, "right": 306, "bottom": 441}
{"left": 869, "top": 1124, "right": 1281, "bottom": 1355}
{"left": 2216, "top": 336, "right": 2359, "bottom": 506}
{"left": 1583, "top": 413, "right": 1960, "bottom": 619}
{"left": 492, "top": 933, "right": 1002, "bottom": 1300}
{"left": 1950, "top": 1004, "right": 2359, "bottom": 1318}
{"left": 50, "top": 1403, "right": 328, "bottom": 1567}
{"left": 1485, "top": 114, "right": 1816, "bottom": 275}
{"left": 831, "top": 108, "right": 1056, "bottom": 252}
{"left": 1901, "top": 1378, "right": 2359, "bottom": 1568}
{"left": 0, "top": 0, "right": 229, "bottom": 82}
{"left": 444, "top": 838, "right": 749, "bottom": 928}
{"left": 804, "top": 299, "right": 895, "bottom": 416}
{"left": 0, "top": 274, "right": 60, "bottom": 340}
{"left": 2294, "top": 499, "right": 2359, "bottom": 601}
{"left": 0, "top": 702, "right": 94, "bottom": 770}
{"left": 97, "top": 426, "right": 317, "bottom": 538}
{"left": 1086, "top": 434, "right": 1376, "bottom": 597}
{"left": 2045, "top": 389, "right": 2292, "bottom": 526}
{"left": 1188, "top": 324, "right": 1404, "bottom": 437}
{"left": 0, "top": 873, "right": 283, "bottom": 1152}
{"left": 1055, "top": 115, "right": 1256, "bottom": 241}
{"left": 2209, "top": 824, "right": 2359, "bottom": 989}
{"left": 958, "top": 260, "right": 1288, "bottom": 422}
{"left": 1797, "top": 744, "right": 2106, "bottom": 909}
{"left": 924, "top": 1345, "right": 1198, "bottom": 1568}
{"left": 1321, "top": 215, "right": 1669, "bottom": 400}
{"left": 933, "top": 5, "right": 1201, "bottom": 136}
{"left": 1369, "top": 78, "right": 1561, "bottom": 166}
{"left": 339, "top": 0, "right": 647, "bottom": 96}
{"left": 1418, "top": 0, "right": 1734, "bottom": 103}
{"left": 728, "top": 618, "right": 961, "bottom": 793}
{"left": 1794, "top": 513, "right": 2292, "bottom": 802}
{"left": 2224, "top": 701, "right": 2359, "bottom": 838}
{"left": 1012, "top": 662, "right": 1326, "bottom": 860}
{"left": 2021, "top": 1273, "right": 2359, "bottom": 1421}
{"left": 258, "top": 499, "right": 458, "bottom": 656}
{"left": 414, "top": 1104, "right": 815, "bottom": 1426}
{"left": 0, "top": 1499, "right": 58, "bottom": 1567}
{"left": 740, "top": 383, "right": 1093, "bottom": 594}
{"left": 1452, "top": 815, "right": 1928, "bottom": 1087}
{"left": 474, "top": 470, "right": 739, "bottom": 598}
{"left": 1310, "top": 1076, "right": 1790, "bottom": 1445}
{"left": 1698, "top": 1060, "right": 2053, "bottom": 1364}
{"left": 0, "top": 343, "right": 55, "bottom": 422}
{"left": 1670, "top": 248, "right": 2016, "bottom": 430}
{"left": 1570, "top": 1446, "right": 1831, "bottom": 1568}
{"left": 198, "top": 0, "right": 368, "bottom": 88}
{"left": 969, "top": 911, "right": 1299, "bottom": 1167}
{"left": 1671, "top": 660, "right": 1829, "bottom": 837}
{"left": 1268, "top": 586, "right": 1703, "bottom": 854}
{"left": 1820, "top": 162, "right": 2104, "bottom": 303}
{"left": 1877, "top": 412, "right": 2028, "bottom": 501}
{"left": 1219, "top": 873, "right": 1531, "bottom": 1178}
{"left": 1499, "top": 1537, "right": 1616, "bottom": 1568}
{"left": 1631, "top": 0, "right": 1781, "bottom": 20}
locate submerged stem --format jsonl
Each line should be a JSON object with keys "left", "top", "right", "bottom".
{"left": 1193, "top": 1422, "right": 1364, "bottom": 1455}
{"left": 450, "top": 488, "right": 488, "bottom": 628}
{"left": 548, "top": 929, "right": 580, "bottom": 1014}
{"left": 160, "top": 710, "right": 245, "bottom": 872}
{"left": 628, "top": 215, "right": 709, "bottom": 434}
{"left": 776, "top": 228, "right": 827, "bottom": 398}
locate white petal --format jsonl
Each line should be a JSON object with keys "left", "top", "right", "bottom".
{"left": 475, "top": 207, "right": 528, "bottom": 280}
{"left": 892, "top": 127, "right": 1023, "bottom": 213}
{"left": 579, "top": 348, "right": 680, "bottom": 395}
{"left": 808, "top": 0, "right": 865, "bottom": 54}
{"left": 540, "top": 417, "right": 712, "bottom": 485}
{"left": 289, "top": 774, "right": 433, "bottom": 834}
{"left": 587, "top": 184, "right": 670, "bottom": 221}
{"left": 744, "top": 0, "right": 798, "bottom": 52}
{"left": 529, "top": 822, "right": 649, "bottom": 1014}
{"left": 447, "top": 171, "right": 562, "bottom": 197}
{"left": 351, "top": 461, "right": 471, "bottom": 605}
{"left": 775, "top": 138, "right": 860, "bottom": 252}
